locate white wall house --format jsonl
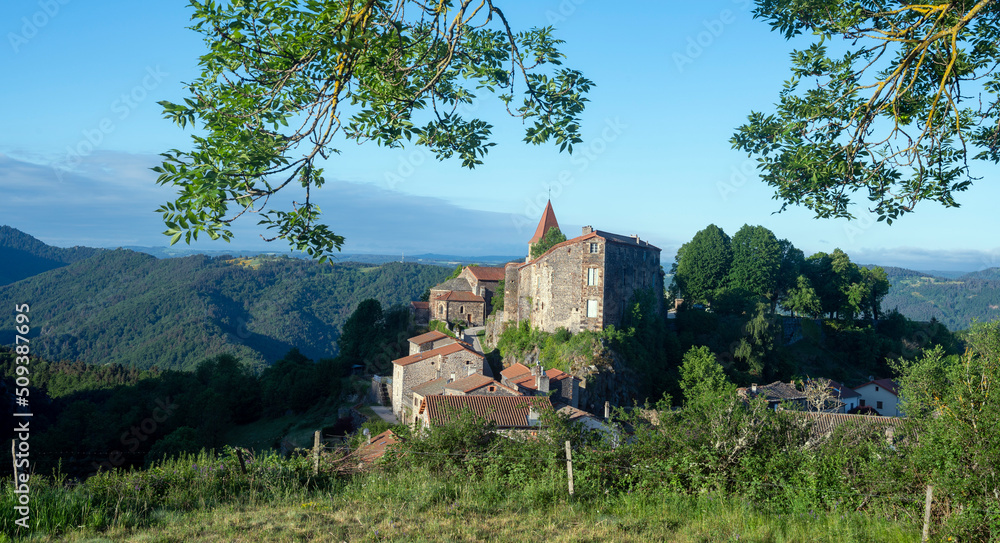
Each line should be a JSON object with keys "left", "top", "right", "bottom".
{"left": 853, "top": 379, "right": 902, "bottom": 417}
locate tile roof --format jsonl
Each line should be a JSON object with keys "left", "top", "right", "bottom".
{"left": 529, "top": 200, "right": 560, "bottom": 244}
{"left": 853, "top": 379, "right": 900, "bottom": 397}
{"left": 796, "top": 412, "right": 906, "bottom": 442}
{"left": 500, "top": 363, "right": 531, "bottom": 380}
{"left": 392, "top": 341, "right": 481, "bottom": 366}
{"left": 546, "top": 368, "right": 573, "bottom": 382}
{"left": 412, "top": 377, "right": 450, "bottom": 397}
{"left": 355, "top": 430, "right": 399, "bottom": 462}
{"left": 425, "top": 395, "right": 552, "bottom": 428}
{"left": 410, "top": 301, "right": 429, "bottom": 310}
{"left": 555, "top": 404, "right": 596, "bottom": 421}
{"left": 445, "top": 374, "right": 496, "bottom": 393}
{"left": 408, "top": 330, "right": 449, "bottom": 345}
{"left": 815, "top": 378, "right": 862, "bottom": 399}
{"left": 522, "top": 230, "right": 660, "bottom": 266}
{"left": 430, "top": 277, "right": 472, "bottom": 292}
{"left": 738, "top": 381, "right": 805, "bottom": 402}
{"left": 465, "top": 266, "right": 506, "bottom": 282}
{"left": 434, "top": 291, "right": 485, "bottom": 303}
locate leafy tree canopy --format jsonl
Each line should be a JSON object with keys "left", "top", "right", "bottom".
{"left": 733, "top": 0, "right": 1000, "bottom": 224}
{"left": 672, "top": 224, "right": 732, "bottom": 306}
{"left": 154, "top": 0, "right": 593, "bottom": 260}
{"left": 728, "top": 224, "right": 782, "bottom": 303}
{"left": 530, "top": 226, "right": 567, "bottom": 259}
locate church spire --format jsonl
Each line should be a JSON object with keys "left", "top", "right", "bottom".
{"left": 529, "top": 200, "right": 560, "bottom": 244}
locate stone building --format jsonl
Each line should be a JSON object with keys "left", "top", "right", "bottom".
{"left": 406, "top": 330, "right": 455, "bottom": 355}
{"left": 391, "top": 341, "right": 486, "bottom": 420}
{"left": 459, "top": 266, "right": 506, "bottom": 310}
{"left": 500, "top": 362, "right": 582, "bottom": 408}
{"left": 426, "top": 266, "right": 506, "bottom": 326}
{"left": 502, "top": 201, "right": 663, "bottom": 333}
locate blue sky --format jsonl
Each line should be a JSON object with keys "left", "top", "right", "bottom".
{"left": 2, "top": 0, "right": 998, "bottom": 271}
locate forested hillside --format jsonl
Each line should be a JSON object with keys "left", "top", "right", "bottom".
{"left": 0, "top": 248, "right": 449, "bottom": 371}
{"left": 0, "top": 225, "right": 102, "bottom": 285}
{"left": 880, "top": 266, "right": 1000, "bottom": 331}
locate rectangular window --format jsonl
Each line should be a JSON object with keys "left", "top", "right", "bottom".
{"left": 587, "top": 268, "right": 600, "bottom": 286}
{"left": 876, "top": 401, "right": 883, "bottom": 410}
{"left": 589, "top": 243, "right": 599, "bottom": 254}
{"left": 859, "top": 399, "right": 866, "bottom": 407}
{"left": 586, "top": 299, "right": 598, "bottom": 318}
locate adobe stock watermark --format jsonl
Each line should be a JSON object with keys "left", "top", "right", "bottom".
{"left": 7, "top": 0, "right": 71, "bottom": 53}
{"left": 382, "top": 97, "right": 482, "bottom": 191}
{"left": 511, "top": 117, "right": 627, "bottom": 233}
{"left": 53, "top": 65, "right": 168, "bottom": 181}
{"left": 716, "top": 159, "right": 756, "bottom": 201}
{"left": 545, "top": 0, "right": 586, "bottom": 24}
{"left": 672, "top": 0, "right": 751, "bottom": 73}
{"left": 91, "top": 396, "right": 178, "bottom": 472}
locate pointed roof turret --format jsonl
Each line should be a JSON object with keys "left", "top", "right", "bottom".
{"left": 529, "top": 200, "right": 560, "bottom": 243}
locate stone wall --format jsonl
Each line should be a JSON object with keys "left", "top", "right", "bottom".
{"left": 392, "top": 349, "right": 485, "bottom": 420}
{"left": 601, "top": 240, "right": 663, "bottom": 327}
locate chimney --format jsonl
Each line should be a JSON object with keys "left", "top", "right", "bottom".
{"left": 527, "top": 407, "right": 540, "bottom": 427}
{"left": 536, "top": 371, "right": 549, "bottom": 394}
{"left": 604, "top": 401, "right": 610, "bottom": 419}
{"left": 751, "top": 383, "right": 757, "bottom": 394}
{"left": 582, "top": 225, "right": 593, "bottom": 235}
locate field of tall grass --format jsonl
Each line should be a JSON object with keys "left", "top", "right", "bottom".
{"left": 2, "top": 452, "right": 921, "bottom": 542}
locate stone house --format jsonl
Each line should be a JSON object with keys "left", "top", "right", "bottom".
{"left": 444, "top": 374, "right": 520, "bottom": 396}
{"left": 391, "top": 341, "right": 486, "bottom": 420}
{"left": 500, "top": 362, "right": 582, "bottom": 408}
{"left": 431, "top": 290, "right": 486, "bottom": 326}
{"left": 408, "top": 374, "right": 520, "bottom": 424}
{"left": 460, "top": 266, "right": 506, "bottom": 310}
{"left": 418, "top": 395, "right": 553, "bottom": 433}
{"left": 502, "top": 201, "right": 663, "bottom": 334}
{"left": 407, "top": 330, "right": 455, "bottom": 355}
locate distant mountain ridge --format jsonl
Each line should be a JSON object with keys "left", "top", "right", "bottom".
{"left": 0, "top": 229, "right": 449, "bottom": 371}
{"left": 878, "top": 265, "right": 1000, "bottom": 331}
{"left": 0, "top": 225, "right": 102, "bottom": 285}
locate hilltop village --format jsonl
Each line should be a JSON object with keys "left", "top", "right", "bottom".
{"left": 382, "top": 202, "right": 902, "bottom": 431}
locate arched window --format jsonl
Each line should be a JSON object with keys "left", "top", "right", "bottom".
{"left": 460, "top": 305, "right": 465, "bottom": 313}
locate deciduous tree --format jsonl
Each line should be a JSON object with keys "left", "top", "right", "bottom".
{"left": 673, "top": 224, "right": 732, "bottom": 306}
{"left": 154, "top": 1, "right": 593, "bottom": 260}
{"left": 733, "top": 1, "right": 1000, "bottom": 224}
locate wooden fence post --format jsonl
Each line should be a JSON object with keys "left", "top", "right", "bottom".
{"left": 235, "top": 448, "right": 248, "bottom": 475}
{"left": 922, "top": 485, "right": 934, "bottom": 542}
{"left": 565, "top": 440, "right": 574, "bottom": 497}
{"left": 313, "top": 430, "right": 322, "bottom": 476}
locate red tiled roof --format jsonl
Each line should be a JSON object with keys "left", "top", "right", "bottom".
{"left": 529, "top": 200, "right": 560, "bottom": 244}
{"left": 445, "top": 374, "right": 496, "bottom": 393}
{"left": 408, "top": 330, "right": 449, "bottom": 345}
{"left": 545, "top": 368, "right": 572, "bottom": 382}
{"left": 466, "top": 266, "right": 506, "bottom": 282}
{"left": 353, "top": 430, "right": 399, "bottom": 464}
{"left": 425, "top": 395, "right": 552, "bottom": 428}
{"left": 522, "top": 228, "right": 661, "bottom": 267}
{"left": 500, "top": 363, "right": 531, "bottom": 379}
{"left": 853, "top": 379, "right": 900, "bottom": 397}
{"left": 392, "top": 342, "right": 481, "bottom": 366}
{"left": 433, "top": 291, "right": 485, "bottom": 303}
